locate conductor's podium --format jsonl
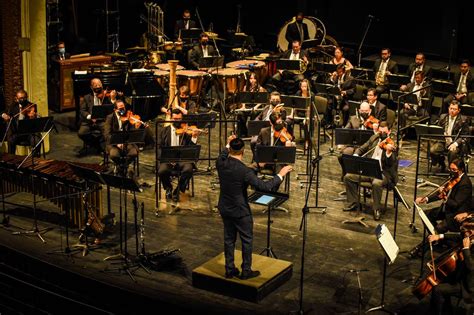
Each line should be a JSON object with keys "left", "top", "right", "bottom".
{"left": 192, "top": 250, "right": 293, "bottom": 302}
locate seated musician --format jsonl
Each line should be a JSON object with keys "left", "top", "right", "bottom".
{"left": 430, "top": 100, "right": 470, "bottom": 172}
{"left": 428, "top": 217, "right": 474, "bottom": 315}
{"left": 103, "top": 100, "right": 139, "bottom": 176}
{"left": 411, "top": 159, "right": 473, "bottom": 254}
{"left": 325, "top": 64, "right": 356, "bottom": 127}
{"left": 406, "top": 52, "right": 432, "bottom": 84}
{"left": 373, "top": 48, "right": 398, "bottom": 96}
{"left": 157, "top": 108, "right": 201, "bottom": 202}
{"left": 441, "top": 59, "right": 474, "bottom": 114}
{"left": 399, "top": 71, "right": 432, "bottom": 129}
{"left": 236, "top": 72, "right": 266, "bottom": 138}
{"left": 365, "top": 88, "right": 387, "bottom": 123}
{"left": 1, "top": 89, "right": 38, "bottom": 154}
{"left": 342, "top": 121, "right": 398, "bottom": 221}
{"left": 77, "top": 78, "right": 117, "bottom": 157}
{"left": 329, "top": 46, "right": 354, "bottom": 72}
{"left": 188, "top": 33, "right": 216, "bottom": 70}
{"left": 161, "top": 85, "right": 197, "bottom": 116}
{"left": 270, "top": 40, "right": 308, "bottom": 92}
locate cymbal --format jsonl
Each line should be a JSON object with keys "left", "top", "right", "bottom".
{"left": 105, "top": 52, "right": 126, "bottom": 58}
{"left": 205, "top": 31, "right": 219, "bottom": 38}
{"left": 126, "top": 46, "right": 146, "bottom": 51}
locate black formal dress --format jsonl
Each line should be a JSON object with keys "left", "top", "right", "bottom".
{"left": 216, "top": 147, "right": 282, "bottom": 274}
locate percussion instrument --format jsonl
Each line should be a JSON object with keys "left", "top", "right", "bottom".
{"left": 210, "top": 68, "right": 248, "bottom": 95}
{"left": 147, "top": 50, "right": 165, "bottom": 65}
{"left": 176, "top": 70, "right": 207, "bottom": 96}
{"left": 0, "top": 153, "right": 105, "bottom": 229}
{"left": 226, "top": 60, "right": 268, "bottom": 85}
{"left": 152, "top": 69, "right": 169, "bottom": 89}
{"left": 156, "top": 63, "right": 185, "bottom": 72}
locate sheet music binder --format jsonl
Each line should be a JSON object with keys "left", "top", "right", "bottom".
{"left": 180, "top": 28, "right": 201, "bottom": 40}
{"left": 340, "top": 155, "right": 383, "bottom": 180}
{"left": 375, "top": 224, "right": 399, "bottom": 264}
{"left": 415, "top": 204, "right": 436, "bottom": 235}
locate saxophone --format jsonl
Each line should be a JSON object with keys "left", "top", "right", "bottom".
{"left": 375, "top": 63, "right": 387, "bottom": 86}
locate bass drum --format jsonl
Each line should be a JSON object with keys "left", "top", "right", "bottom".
{"left": 277, "top": 16, "right": 326, "bottom": 52}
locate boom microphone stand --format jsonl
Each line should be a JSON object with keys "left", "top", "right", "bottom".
{"left": 356, "top": 15, "right": 376, "bottom": 67}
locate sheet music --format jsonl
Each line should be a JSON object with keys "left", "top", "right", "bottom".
{"left": 375, "top": 224, "right": 399, "bottom": 264}
{"left": 415, "top": 204, "right": 436, "bottom": 235}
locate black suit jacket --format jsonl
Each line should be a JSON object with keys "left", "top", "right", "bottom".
{"left": 103, "top": 112, "right": 138, "bottom": 150}
{"left": 282, "top": 49, "right": 308, "bottom": 60}
{"left": 438, "top": 114, "right": 470, "bottom": 146}
{"left": 373, "top": 59, "right": 398, "bottom": 84}
{"left": 255, "top": 105, "right": 287, "bottom": 121}
{"left": 216, "top": 148, "right": 282, "bottom": 218}
{"left": 3, "top": 101, "right": 34, "bottom": 133}
{"left": 80, "top": 93, "right": 112, "bottom": 126}
{"left": 405, "top": 80, "right": 432, "bottom": 100}
{"left": 328, "top": 74, "right": 356, "bottom": 98}
{"left": 156, "top": 125, "right": 196, "bottom": 161}
{"left": 285, "top": 22, "right": 309, "bottom": 48}
{"left": 355, "top": 133, "right": 398, "bottom": 185}
{"left": 371, "top": 100, "right": 387, "bottom": 122}
{"left": 188, "top": 45, "right": 216, "bottom": 69}
{"left": 453, "top": 71, "right": 474, "bottom": 94}
{"left": 427, "top": 173, "right": 472, "bottom": 215}
{"left": 407, "top": 63, "right": 432, "bottom": 81}
{"left": 174, "top": 19, "right": 197, "bottom": 39}
{"left": 256, "top": 126, "right": 287, "bottom": 147}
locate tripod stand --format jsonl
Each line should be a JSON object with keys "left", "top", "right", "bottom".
{"left": 12, "top": 117, "right": 56, "bottom": 243}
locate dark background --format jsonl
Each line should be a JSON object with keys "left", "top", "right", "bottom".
{"left": 56, "top": 0, "right": 470, "bottom": 62}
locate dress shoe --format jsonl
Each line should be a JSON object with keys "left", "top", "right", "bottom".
{"left": 239, "top": 270, "right": 260, "bottom": 280}
{"left": 408, "top": 244, "right": 423, "bottom": 259}
{"left": 172, "top": 188, "right": 180, "bottom": 202}
{"left": 165, "top": 188, "right": 173, "bottom": 200}
{"left": 343, "top": 204, "right": 358, "bottom": 212}
{"left": 373, "top": 209, "right": 381, "bottom": 221}
{"left": 225, "top": 267, "right": 240, "bottom": 279}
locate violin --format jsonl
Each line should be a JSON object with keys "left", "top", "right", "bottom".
{"left": 424, "top": 175, "right": 462, "bottom": 201}
{"left": 119, "top": 110, "right": 148, "bottom": 128}
{"left": 175, "top": 123, "right": 207, "bottom": 136}
{"left": 364, "top": 115, "right": 379, "bottom": 130}
{"left": 98, "top": 88, "right": 123, "bottom": 101}
{"left": 274, "top": 127, "right": 293, "bottom": 144}
{"left": 378, "top": 137, "right": 397, "bottom": 152}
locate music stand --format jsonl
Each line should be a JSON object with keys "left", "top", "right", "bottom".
{"left": 335, "top": 128, "right": 374, "bottom": 147}
{"left": 431, "top": 79, "right": 455, "bottom": 96}
{"left": 387, "top": 74, "right": 410, "bottom": 86}
{"left": 391, "top": 90, "right": 418, "bottom": 105}
{"left": 12, "top": 117, "right": 56, "bottom": 242}
{"left": 280, "top": 95, "right": 310, "bottom": 110}
{"left": 109, "top": 129, "right": 146, "bottom": 177}
{"left": 347, "top": 100, "right": 360, "bottom": 116}
{"left": 247, "top": 120, "right": 270, "bottom": 137}
{"left": 158, "top": 145, "right": 201, "bottom": 214}
{"left": 182, "top": 113, "right": 216, "bottom": 171}
{"left": 237, "top": 92, "right": 269, "bottom": 104}
{"left": 249, "top": 190, "right": 289, "bottom": 258}
{"left": 125, "top": 72, "right": 165, "bottom": 120}
{"left": 276, "top": 59, "right": 301, "bottom": 72}
{"left": 314, "top": 62, "right": 337, "bottom": 74}
{"left": 101, "top": 171, "right": 144, "bottom": 282}
{"left": 199, "top": 56, "right": 224, "bottom": 69}
{"left": 461, "top": 105, "right": 474, "bottom": 117}
{"left": 254, "top": 145, "right": 296, "bottom": 164}
{"left": 91, "top": 105, "right": 114, "bottom": 120}
{"left": 341, "top": 155, "right": 382, "bottom": 227}
{"left": 366, "top": 224, "right": 398, "bottom": 314}
{"left": 180, "top": 28, "right": 201, "bottom": 41}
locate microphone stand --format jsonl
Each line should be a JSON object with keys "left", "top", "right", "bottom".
{"left": 447, "top": 29, "right": 456, "bottom": 81}
{"left": 356, "top": 15, "right": 375, "bottom": 67}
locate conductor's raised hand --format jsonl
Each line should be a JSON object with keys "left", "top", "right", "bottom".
{"left": 278, "top": 165, "right": 293, "bottom": 177}
{"left": 227, "top": 134, "right": 237, "bottom": 144}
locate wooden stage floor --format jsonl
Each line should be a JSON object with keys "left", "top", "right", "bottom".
{"left": 0, "top": 111, "right": 466, "bottom": 314}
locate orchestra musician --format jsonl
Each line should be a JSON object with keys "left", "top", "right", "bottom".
{"left": 270, "top": 40, "right": 308, "bottom": 92}
{"left": 50, "top": 41, "right": 70, "bottom": 62}
{"left": 174, "top": 9, "right": 197, "bottom": 40}
{"left": 399, "top": 71, "right": 432, "bottom": 129}
{"left": 103, "top": 100, "right": 139, "bottom": 176}
{"left": 441, "top": 59, "right": 474, "bottom": 114}
{"left": 325, "top": 63, "right": 356, "bottom": 127}
{"left": 410, "top": 159, "right": 472, "bottom": 259}
{"left": 406, "top": 52, "right": 432, "bottom": 84}
{"left": 430, "top": 100, "right": 470, "bottom": 172}
{"left": 77, "top": 78, "right": 117, "bottom": 157}
{"left": 157, "top": 108, "right": 201, "bottom": 202}
{"left": 293, "top": 79, "right": 314, "bottom": 134}
{"left": 284, "top": 12, "right": 309, "bottom": 49}
{"left": 342, "top": 121, "right": 398, "bottom": 221}
{"left": 1, "top": 89, "right": 38, "bottom": 154}
{"left": 373, "top": 48, "right": 398, "bottom": 95}
{"left": 161, "top": 85, "right": 197, "bottom": 116}
{"left": 235, "top": 72, "right": 266, "bottom": 138}
{"left": 188, "top": 33, "right": 216, "bottom": 70}
{"left": 329, "top": 46, "right": 354, "bottom": 72}
{"left": 365, "top": 88, "right": 387, "bottom": 123}
{"left": 216, "top": 135, "right": 292, "bottom": 279}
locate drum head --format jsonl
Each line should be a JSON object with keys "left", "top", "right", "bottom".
{"left": 277, "top": 16, "right": 326, "bottom": 52}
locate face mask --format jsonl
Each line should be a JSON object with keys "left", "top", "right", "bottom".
{"left": 59, "top": 48, "right": 65, "bottom": 54}
{"left": 270, "top": 100, "right": 279, "bottom": 106}
{"left": 93, "top": 87, "right": 103, "bottom": 94}
{"left": 173, "top": 121, "right": 182, "bottom": 129}
{"left": 201, "top": 41, "right": 208, "bottom": 46}
{"left": 274, "top": 123, "right": 284, "bottom": 131}
{"left": 379, "top": 132, "right": 388, "bottom": 140}
{"left": 118, "top": 108, "right": 126, "bottom": 116}
{"left": 18, "top": 98, "right": 28, "bottom": 106}
{"left": 360, "top": 112, "right": 369, "bottom": 120}
{"left": 450, "top": 170, "right": 459, "bottom": 179}
{"left": 184, "top": 17, "right": 190, "bottom": 21}
{"left": 179, "top": 97, "right": 188, "bottom": 103}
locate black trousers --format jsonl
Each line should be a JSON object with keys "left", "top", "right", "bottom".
{"left": 158, "top": 162, "right": 193, "bottom": 192}
{"left": 431, "top": 283, "right": 463, "bottom": 315}
{"left": 222, "top": 214, "right": 253, "bottom": 273}
{"left": 78, "top": 123, "right": 105, "bottom": 151}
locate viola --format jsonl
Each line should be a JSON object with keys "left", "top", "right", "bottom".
{"left": 364, "top": 115, "right": 379, "bottom": 130}
{"left": 274, "top": 127, "right": 293, "bottom": 144}
{"left": 175, "top": 123, "right": 207, "bottom": 136}
{"left": 438, "top": 176, "right": 461, "bottom": 200}
{"left": 119, "top": 110, "right": 148, "bottom": 128}
{"left": 378, "top": 137, "right": 397, "bottom": 152}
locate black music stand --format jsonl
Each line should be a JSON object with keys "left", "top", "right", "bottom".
{"left": 280, "top": 95, "right": 310, "bottom": 111}
{"left": 12, "top": 117, "right": 56, "bottom": 243}
{"left": 276, "top": 59, "right": 301, "bottom": 72}
{"left": 237, "top": 92, "right": 269, "bottom": 104}
{"left": 341, "top": 155, "right": 382, "bottom": 227}
{"left": 199, "top": 56, "right": 224, "bottom": 69}
{"left": 180, "top": 28, "right": 201, "bottom": 42}
{"left": 387, "top": 74, "right": 410, "bottom": 86}
{"left": 313, "top": 83, "right": 333, "bottom": 96}
{"left": 247, "top": 121, "right": 270, "bottom": 137}
{"left": 184, "top": 113, "right": 217, "bottom": 171}
{"left": 91, "top": 104, "right": 114, "bottom": 120}
{"left": 158, "top": 145, "right": 201, "bottom": 214}
{"left": 249, "top": 190, "right": 289, "bottom": 258}
{"left": 314, "top": 62, "right": 337, "bottom": 74}
{"left": 109, "top": 129, "right": 146, "bottom": 176}
{"left": 125, "top": 72, "right": 165, "bottom": 121}
{"left": 335, "top": 128, "right": 374, "bottom": 147}
{"left": 101, "top": 172, "right": 145, "bottom": 282}
{"left": 391, "top": 90, "right": 418, "bottom": 105}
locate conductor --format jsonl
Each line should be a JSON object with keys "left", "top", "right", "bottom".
{"left": 216, "top": 135, "right": 293, "bottom": 279}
